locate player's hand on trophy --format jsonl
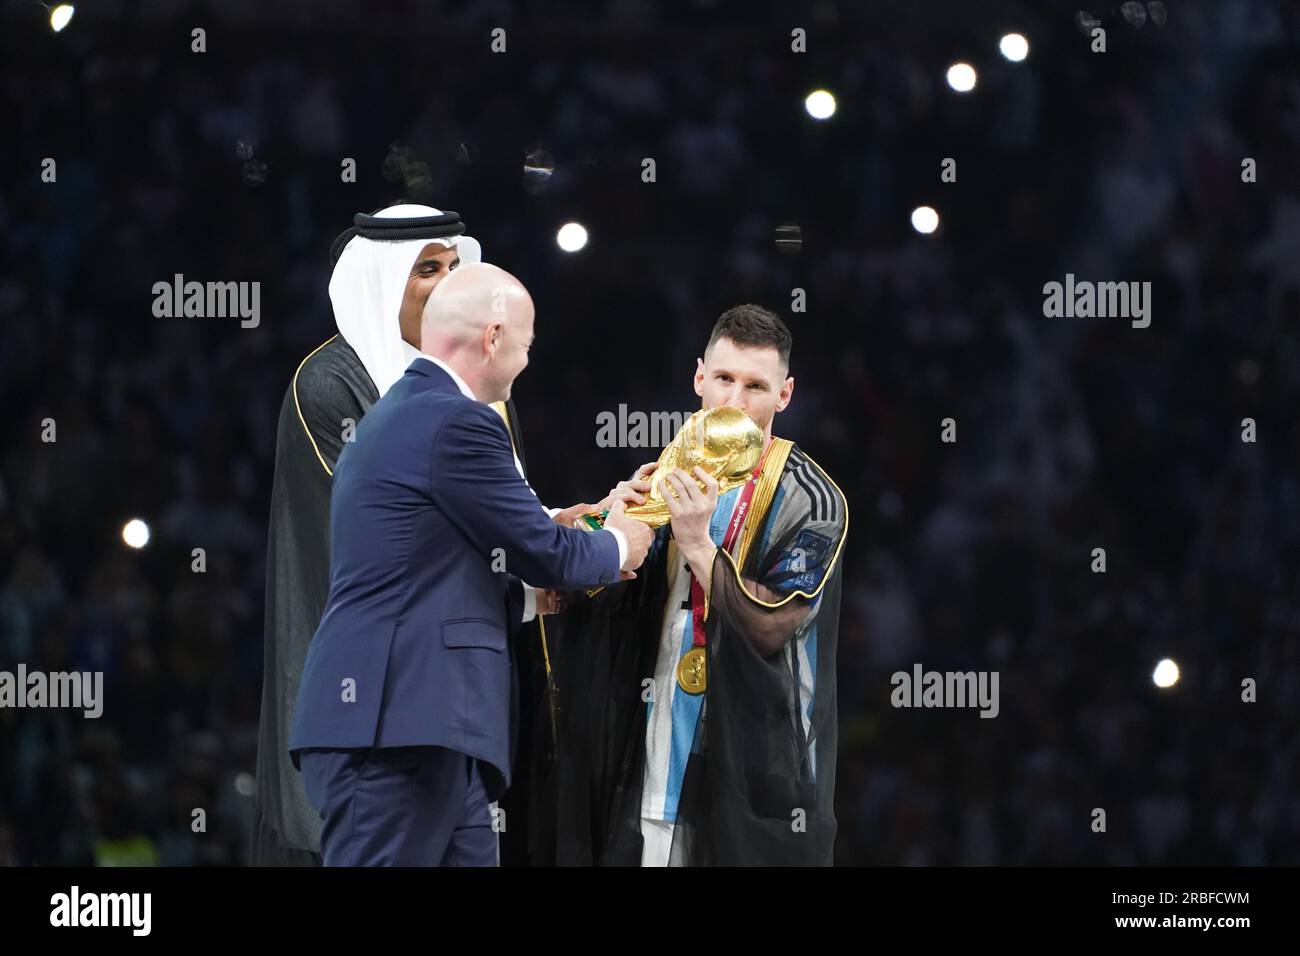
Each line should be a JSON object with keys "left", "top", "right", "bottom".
{"left": 603, "top": 497, "right": 653, "bottom": 579}
{"left": 664, "top": 466, "right": 720, "bottom": 573}
{"left": 596, "top": 461, "right": 657, "bottom": 512}
{"left": 551, "top": 502, "right": 597, "bottom": 528}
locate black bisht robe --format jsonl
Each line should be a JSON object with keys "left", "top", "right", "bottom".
{"left": 251, "top": 335, "right": 377, "bottom": 865}
{"left": 532, "top": 442, "right": 847, "bottom": 866}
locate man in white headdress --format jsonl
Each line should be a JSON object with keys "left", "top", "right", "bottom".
{"left": 251, "top": 204, "right": 483, "bottom": 866}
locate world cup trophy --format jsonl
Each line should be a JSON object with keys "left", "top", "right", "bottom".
{"left": 580, "top": 405, "right": 764, "bottom": 530}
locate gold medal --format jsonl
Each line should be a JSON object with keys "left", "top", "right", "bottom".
{"left": 676, "top": 646, "right": 707, "bottom": 694}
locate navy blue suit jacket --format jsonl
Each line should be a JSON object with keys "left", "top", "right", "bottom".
{"left": 289, "top": 359, "right": 620, "bottom": 800}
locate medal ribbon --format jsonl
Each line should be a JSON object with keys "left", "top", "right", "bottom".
{"left": 686, "top": 441, "right": 772, "bottom": 650}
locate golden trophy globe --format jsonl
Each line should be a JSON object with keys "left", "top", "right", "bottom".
{"left": 581, "top": 406, "right": 764, "bottom": 530}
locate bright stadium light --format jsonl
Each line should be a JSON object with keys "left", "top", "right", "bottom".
{"left": 1152, "top": 658, "right": 1181, "bottom": 689}
{"left": 999, "top": 33, "right": 1029, "bottom": 62}
{"left": 122, "top": 518, "right": 151, "bottom": 549}
{"left": 911, "top": 205, "right": 940, "bottom": 234}
{"left": 49, "top": 4, "right": 74, "bottom": 32}
{"left": 947, "top": 62, "right": 977, "bottom": 93}
{"left": 556, "top": 222, "right": 588, "bottom": 253}
{"left": 805, "top": 89, "right": 837, "bottom": 120}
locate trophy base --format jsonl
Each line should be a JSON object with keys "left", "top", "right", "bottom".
{"left": 578, "top": 511, "right": 608, "bottom": 531}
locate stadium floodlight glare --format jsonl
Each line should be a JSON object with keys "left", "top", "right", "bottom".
{"left": 911, "top": 206, "right": 940, "bottom": 234}
{"left": 122, "top": 518, "right": 150, "bottom": 549}
{"left": 999, "top": 33, "right": 1029, "bottom": 62}
{"left": 557, "top": 222, "right": 589, "bottom": 253}
{"left": 947, "top": 62, "right": 977, "bottom": 93}
{"left": 50, "top": 4, "right": 75, "bottom": 32}
{"left": 1152, "top": 658, "right": 1180, "bottom": 688}
{"left": 805, "top": 89, "right": 837, "bottom": 120}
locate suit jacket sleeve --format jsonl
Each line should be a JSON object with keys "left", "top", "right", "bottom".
{"left": 506, "top": 576, "right": 526, "bottom": 633}
{"left": 431, "top": 402, "right": 620, "bottom": 590}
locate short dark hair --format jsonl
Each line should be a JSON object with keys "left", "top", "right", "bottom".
{"left": 705, "top": 304, "right": 792, "bottom": 370}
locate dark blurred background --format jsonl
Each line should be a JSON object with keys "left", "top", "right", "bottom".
{"left": 2, "top": 0, "right": 1299, "bottom": 865}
